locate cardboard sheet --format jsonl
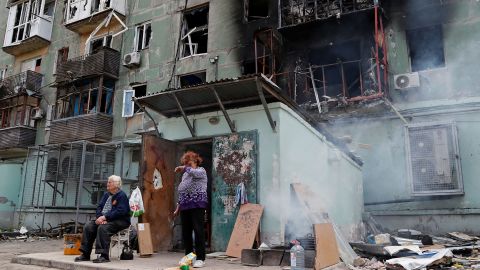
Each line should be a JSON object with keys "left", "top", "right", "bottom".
{"left": 314, "top": 223, "right": 341, "bottom": 269}
{"left": 138, "top": 223, "right": 154, "bottom": 256}
{"left": 226, "top": 203, "right": 264, "bottom": 258}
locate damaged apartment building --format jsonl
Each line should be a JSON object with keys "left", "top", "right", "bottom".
{"left": 0, "top": 0, "right": 477, "bottom": 253}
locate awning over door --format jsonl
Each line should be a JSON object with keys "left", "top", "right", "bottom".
{"left": 135, "top": 74, "right": 313, "bottom": 136}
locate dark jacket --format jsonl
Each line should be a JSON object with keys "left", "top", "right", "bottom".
{"left": 96, "top": 190, "right": 130, "bottom": 224}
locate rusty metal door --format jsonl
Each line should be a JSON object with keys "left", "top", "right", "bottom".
{"left": 211, "top": 131, "right": 258, "bottom": 251}
{"left": 141, "top": 134, "right": 177, "bottom": 251}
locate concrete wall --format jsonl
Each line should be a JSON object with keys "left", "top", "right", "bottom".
{"left": 156, "top": 102, "right": 363, "bottom": 244}
{"left": 0, "top": 163, "right": 22, "bottom": 228}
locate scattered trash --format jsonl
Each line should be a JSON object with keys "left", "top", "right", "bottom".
{"left": 386, "top": 249, "right": 453, "bottom": 270}
{"left": 19, "top": 226, "right": 28, "bottom": 234}
{"left": 384, "top": 245, "right": 423, "bottom": 256}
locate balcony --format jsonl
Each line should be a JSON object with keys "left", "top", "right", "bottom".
{"left": 64, "top": 0, "right": 126, "bottom": 34}
{"left": 3, "top": 0, "right": 54, "bottom": 56}
{"left": 0, "top": 70, "right": 43, "bottom": 99}
{"left": 55, "top": 47, "right": 121, "bottom": 83}
{"left": 0, "top": 126, "right": 36, "bottom": 149}
{"left": 49, "top": 113, "right": 113, "bottom": 144}
{"left": 280, "top": 0, "right": 375, "bottom": 28}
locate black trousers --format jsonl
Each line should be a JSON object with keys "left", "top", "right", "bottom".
{"left": 180, "top": 208, "right": 206, "bottom": 261}
{"left": 79, "top": 219, "right": 130, "bottom": 258}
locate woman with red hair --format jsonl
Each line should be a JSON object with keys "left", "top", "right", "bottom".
{"left": 173, "top": 151, "right": 207, "bottom": 268}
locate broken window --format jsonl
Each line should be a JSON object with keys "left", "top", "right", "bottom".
{"left": 21, "top": 57, "right": 42, "bottom": 73}
{"left": 406, "top": 123, "right": 463, "bottom": 196}
{"left": 54, "top": 79, "right": 114, "bottom": 119}
{"left": 43, "top": 0, "right": 55, "bottom": 16}
{"left": 89, "top": 35, "right": 112, "bottom": 54}
{"left": 92, "top": 0, "right": 111, "bottom": 13}
{"left": 135, "top": 22, "right": 152, "bottom": 51}
{"left": 407, "top": 25, "right": 445, "bottom": 72}
{"left": 181, "top": 5, "right": 209, "bottom": 57}
{"left": 244, "top": 0, "right": 269, "bottom": 22}
{"left": 9, "top": 0, "right": 41, "bottom": 44}
{"left": 179, "top": 72, "right": 206, "bottom": 88}
{"left": 122, "top": 84, "right": 146, "bottom": 117}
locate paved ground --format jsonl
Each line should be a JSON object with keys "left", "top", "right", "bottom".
{"left": 0, "top": 238, "right": 286, "bottom": 269}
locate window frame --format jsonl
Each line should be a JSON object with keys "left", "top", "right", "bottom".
{"left": 122, "top": 89, "right": 135, "bottom": 118}
{"left": 406, "top": 25, "right": 446, "bottom": 72}
{"left": 134, "top": 22, "right": 152, "bottom": 51}
{"left": 405, "top": 122, "right": 464, "bottom": 196}
{"left": 180, "top": 5, "right": 209, "bottom": 58}
{"left": 88, "top": 34, "right": 113, "bottom": 54}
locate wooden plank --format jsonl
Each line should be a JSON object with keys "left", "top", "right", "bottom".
{"left": 226, "top": 203, "right": 264, "bottom": 258}
{"left": 290, "top": 183, "right": 358, "bottom": 265}
{"left": 137, "top": 223, "right": 153, "bottom": 256}
{"left": 141, "top": 135, "right": 177, "bottom": 251}
{"left": 314, "top": 223, "right": 341, "bottom": 269}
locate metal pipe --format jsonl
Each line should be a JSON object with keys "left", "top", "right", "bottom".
{"left": 74, "top": 141, "right": 88, "bottom": 233}
{"left": 132, "top": 97, "right": 162, "bottom": 138}
{"left": 374, "top": 5, "right": 382, "bottom": 93}
{"left": 383, "top": 97, "right": 408, "bottom": 125}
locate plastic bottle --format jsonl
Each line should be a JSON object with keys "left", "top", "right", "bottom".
{"left": 290, "top": 240, "right": 305, "bottom": 270}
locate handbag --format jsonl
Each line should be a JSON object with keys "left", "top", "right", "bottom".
{"left": 120, "top": 242, "right": 134, "bottom": 260}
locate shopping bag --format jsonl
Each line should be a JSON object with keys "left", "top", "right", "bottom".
{"left": 129, "top": 187, "right": 144, "bottom": 217}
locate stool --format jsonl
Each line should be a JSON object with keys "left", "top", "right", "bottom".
{"left": 109, "top": 227, "right": 130, "bottom": 259}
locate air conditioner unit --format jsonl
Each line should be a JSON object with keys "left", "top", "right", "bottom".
{"left": 394, "top": 72, "right": 420, "bottom": 90}
{"left": 31, "top": 107, "right": 44, "bottom": 120}
{"left": 123, "top": 52, "right": 141, "bottom": 68}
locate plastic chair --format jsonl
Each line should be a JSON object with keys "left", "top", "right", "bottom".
{"left": 109, "top": 227, "right": 130, "bottom": 259}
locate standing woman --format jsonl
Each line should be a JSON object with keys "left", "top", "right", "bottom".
{"left": 174, "top": 151, "right": 207, "bottom": 268}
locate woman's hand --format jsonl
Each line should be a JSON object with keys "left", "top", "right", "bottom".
{"left": 173, "top": 204, "right": 180, "bottom": 218}
{"left": 174, "top": 166, "right": 185, "bottom": 173}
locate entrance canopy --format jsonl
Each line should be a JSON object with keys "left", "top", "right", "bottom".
{"left": 136, "top": 74, "right": 313, "bottom": 136}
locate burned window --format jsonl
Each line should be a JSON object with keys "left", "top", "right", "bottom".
{"left": 245, "top": 0, "right": 269, "bottom": 22}
{"left": 92, "top": 0, "right": 112, "bottom": 13}
{"left": 406, "top": 123, "right": 463, "bottom": 196}
{"left": 179, "top": 72, "right": 206, "bottom": 88}
{"left": 181, "top": 5, "right": 209, "bottom": 57}
{"left": 407, "top": 25, "right": 445, "bottom": 72}
{"left": 135, "top": 22, "right": 152, "bottom": 51}
{"left": 54, "top": 79, "right": 114, "bottom": 120}
{"left": 133, "top": 84, "right": 147, "bottom": 113}
{"left": 89, "top": 35, "right": 112, "bottom": 54}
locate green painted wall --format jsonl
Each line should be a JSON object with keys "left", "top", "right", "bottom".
{"left": 0, "top": 163, "right": 22, "bottom": 228}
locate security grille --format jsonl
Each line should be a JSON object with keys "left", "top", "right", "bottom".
{"left": 406, "top": 123, "right": 463, "bottom": 196}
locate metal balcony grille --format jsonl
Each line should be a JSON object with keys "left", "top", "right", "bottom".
{"left": 406, "top": 123, "right": 463, "bottom": 196}
{"left": 0, "top": 70, "right": 43, "bottom": 99}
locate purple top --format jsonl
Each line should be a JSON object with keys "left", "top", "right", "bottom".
{"left": 178, "top": 166, "right": 208, "bottom": 211}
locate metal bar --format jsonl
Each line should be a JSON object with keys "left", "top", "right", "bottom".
{"left": 322, "top": 66, "right": 326, "bottom": 96}
{"left": 359, "top": 61, "right": 364, "bottom": 95}
{"left": 374, "top": 5, "right": 382, "bottom": 93}
{"left": 31, "top": 146, "right": 41, "bottom": 205}
{"left": 211, "top": 87, "right": 236, "bottom": 133}
{"left": 75, "top": 141, "right": 88, "bottom": 233}
{"left": 52, "top": 145, "right": 62, "bottom": 206}
{"left": 132, "top": 97, "right": 162, "bottom": 138}
{"left": 256, "top": 79, "right": 276, "bottom": 132}
{"left": 120, "top": 142, "right": 124, "bottom": 178}
{"left": 340, "top": 62, "right": 347, "bottom": 97}
{"left": 171, "top": 92, "right": 195, "bottom": 137}
{"left": 383, "top": 97, "right": 408, "bottom": 125}
{"left": 254, "top": 33, "right": 258, "bottom": 74}
{"left": 308, "top": 66, "right": 322, "bottom": 114}
{"left": 380, "top": 10, "right": 389, "bottom": 95}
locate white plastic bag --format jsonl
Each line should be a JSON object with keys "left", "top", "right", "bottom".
{"left": 129, "top": 187, "right": 144, "bottom": 217}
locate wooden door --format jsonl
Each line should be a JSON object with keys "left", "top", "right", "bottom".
{"left": 211, "top": 131, "right": 258, "bottom": 251}
{"left": 141, "top": 134, "right": 177, "bottom": 251}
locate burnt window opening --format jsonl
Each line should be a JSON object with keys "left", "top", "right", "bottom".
{"left": 92, "top": 0, "right": 111, "bottom": 13}
{"left": 242, "top": 59, "right": 256, "bottom": 75}
{"left": 245, "top": 0, "right": 269, "bottom": 22}
{"left": 407, "top": 25, "right": 445, "bottom": 72}
{"left": 54, "top": 79, "right": 114, "bottom": 120}
{"left": 181, "top": 5, "right": 209, "bottom": 57}
{"left": 132, "top": 84, "right": 147, "bottom": 113}
{"left": 135, "top": 22, "right": 152, "bottom": 51}
{"left": 89, "top": 35, "right": 112, "bottom": 54}
{"left": 179, "top": 72, "right": 206, "bottom": 88}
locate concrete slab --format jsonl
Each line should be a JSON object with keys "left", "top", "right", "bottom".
{"left": 11, "top": 251, "right": 283, "bottom": 270}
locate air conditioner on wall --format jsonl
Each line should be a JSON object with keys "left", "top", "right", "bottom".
{"left": 31, "top": 107, "right": 44, "bottom": 120}
{"left": 394, "top": 72, "right": 420, "bottom": 90}
{"left": 123, "top": 52, "right": 141, "bottom": 68}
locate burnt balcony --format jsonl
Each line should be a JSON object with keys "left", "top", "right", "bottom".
{"left": 55, "top": 47, "right": 121, "bottom": 83}
{"left": 0, "top": 70, "right": 43, "bottom": 99}
{"left": 49, "top": 113, "right": 113, "bottom": 144}
{"left": 64, "top": 0, "right": 126, "bottom": 34}
{"left": 280, "top": 0, "right": 375, "bottom": 28}
{"left": 0, "top": 126, "right": 36, "bottom": 149}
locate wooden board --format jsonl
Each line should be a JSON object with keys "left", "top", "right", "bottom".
{"left": 314, "top": 223, "right": 341, "bottom": 269}
{"left": 291, "top": 183, "right": 358, "bottom": 265}
{"left": 137, "top": 223, "right": 154, "bottom": 256}
{"left": 141, "top": 135, "right": 177, "bottom": 251}
{"left": 226, "top": 203, "right": 263, "bottom": 258}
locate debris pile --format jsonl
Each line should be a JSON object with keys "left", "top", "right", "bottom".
{"left": 0, "top": 221, "right": 82, "bottom": 242}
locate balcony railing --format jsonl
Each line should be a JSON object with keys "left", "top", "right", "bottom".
{"left": 0, "top": 71, "right": 43, "bottom": 99}
{"left": 56, "top": 47, "right": 121, "bottom": 83}
{"left": 49, "top": 113, "right": 113, "bottom": 144}
{"left": 0, "top": 126, "right": 36, "bottom": 149}
{"left": 280, "top": 0, "right": 375, "bottom": 28}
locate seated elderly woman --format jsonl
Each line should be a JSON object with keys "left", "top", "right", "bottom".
{"left": 74, "top": 175, "right": 130, "bottom": 263}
